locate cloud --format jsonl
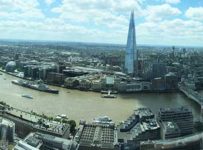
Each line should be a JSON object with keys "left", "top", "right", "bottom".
{"left": 0, "top": 18, "right": 125, "bottom": 43}
{"left": 145, "top": 4, "right": 181, "bottom": 21}
{"left": 185, "top": 7, "right": 203, "bottom": 21}
{"left": 137, "top": 18, "right": 203, "bottom": 46}
{"left": 0, "top": 0, "right": 44, "bottom": 20}
{"left": 165, "top": 0, "right": 180, "bottom": 4}
{"left": 44, "top": 0, "right": 55, "bottom": 5}
{"left": 0, "top": 0, "right": 39, "bottom": 11}
{"left": 0, "top": 0, "right": 202, "bottom": 46}
{"left": 51, "top": 0, "right": 145, "bottom": 32}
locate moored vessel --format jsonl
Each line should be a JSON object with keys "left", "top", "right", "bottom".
{"left": 12, "top": 80, "right": 59, "bottom": 94}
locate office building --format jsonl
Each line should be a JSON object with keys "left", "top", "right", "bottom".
{"left": 75, "top": 122, "right": 118, "bottom": 150}
{"left": 158, "top": 107, "right": 193, "bottom": 136}
{"left": 14, "top": 132, "right": 78, "bottom": 150}
{"left": 125, "top": 11, "right": 137, "bottom": 76}
{"left": 151, "top": 77, "right": 166, "bottom": 91}
{"left": 118, "top": 108, "right": 160, "bottom": 144}
{"left": 0, "top": 117, "right": 15, "bottom": 143}
{"left": 151, "top": 63, "right": 167, "bottom": 79}
{"left": 46, "top": 72, "right": 66, "bottom": 85}
{"left": 164, "top": 72, "right": 178, "bottom": 90}
{"left": 161, "top": 121, "right": 180, "bottom": 139}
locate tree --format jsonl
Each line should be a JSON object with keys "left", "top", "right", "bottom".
{"left": 38, "top": 119, "right": 43, "bottom": 125}
{"left": 68, "top": 120, "right": 76, "bottom": 135}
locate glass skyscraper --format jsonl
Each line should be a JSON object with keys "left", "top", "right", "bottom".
{"left": 125, "top": 11, "right": 137, "bottom": 76}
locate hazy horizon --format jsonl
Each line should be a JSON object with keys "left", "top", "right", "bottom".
{"left": 0, "top": 38, "right": 203, "bottom": 48}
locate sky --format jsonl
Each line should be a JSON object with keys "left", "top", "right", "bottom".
{"left": 0, "top": 0, "right": 203, "bottom": 46}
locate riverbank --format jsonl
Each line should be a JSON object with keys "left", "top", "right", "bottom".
{"left": 0, "top": 69, "right": 182, "bottom": 94}
{"left": 0, "top": 71, "right": 201, "bottom": 123}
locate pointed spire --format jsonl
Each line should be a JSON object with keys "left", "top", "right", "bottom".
{"left": 129, "top": 10, "right": 135, "bottom": 28}
{"left": 130, "top": 10, "right": 134, "bottom": 19}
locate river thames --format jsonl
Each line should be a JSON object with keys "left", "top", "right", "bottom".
{"left": 0, "top": 72, "right": 201, "bottom": 123}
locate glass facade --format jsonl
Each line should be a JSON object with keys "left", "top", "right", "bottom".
{"left": 125, "top": 11, "right": 136, "bottom": 75}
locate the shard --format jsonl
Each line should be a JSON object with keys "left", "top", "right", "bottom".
{"left": 125, "top": 11, "right": 137, "bottom": 76}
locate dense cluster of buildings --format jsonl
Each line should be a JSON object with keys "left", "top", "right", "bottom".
{"left": 1, "top": 10, "right": 203, "bottom": 94}
{"left": 0, "top": 105, "right": 199, "bottom": 150}
{"left": 1, "top": 44, "right": 202, "bottom": 94}
{"left": 0, "top": 9, "right": 203, "bottom": 94}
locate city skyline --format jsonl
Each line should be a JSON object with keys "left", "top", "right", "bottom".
{"left": 0, "top": 0, "right": 203, "bottom": 46}
{"left": 1, "top": 2, "right": 203, "bottom": 147}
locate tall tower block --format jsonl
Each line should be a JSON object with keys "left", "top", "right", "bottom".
{"left": 125, "top": 11, "right": 137, "bottom": 76}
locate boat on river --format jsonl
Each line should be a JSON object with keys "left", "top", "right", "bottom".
{"left": 101, "top": 90, "right": 117, "bottom": 98}
{"left": 22, "top": 94, "right": 33, "bottom": 99}
{"left": 12, "top": 80, "right": 59, "bottom": 94}
{"left": 93, "top": 116, "right": 114, "bottom": 125}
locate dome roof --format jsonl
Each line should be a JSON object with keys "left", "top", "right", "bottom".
{"left": 6, "top": 61, "right": 16, "bottom": 67}
{"left": 5, "top": 61, "right": 16, "bottom": 72}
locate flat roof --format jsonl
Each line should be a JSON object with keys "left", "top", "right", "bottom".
{"left": 0, "top": 117, "right": 15, "bottom": 127}
{"left": 78, "top": 123, "right": 116, "bottom": 149}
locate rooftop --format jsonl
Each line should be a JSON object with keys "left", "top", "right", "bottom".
{"left": 118, "top": 108, "right": 160, "bottom": 142}
{"left": 159, "top": 106, "right": 192, "bottom": 114}
{"left": 4, "top": 106, "right": 69, "bottom": 135}
{"left": 135, "top": 107, "right": 154, "bottom": 119}
{"left": 14, "top": 132, "right": 78, "bottom": 150}
{"left": 0, "top": 117, "right": 15, "bottom": 127}
{"left": 75, "top": 123, "right": 117, "bottom": 149}
{"left": 162, "top": 121, "right": 180, "bottom": 135}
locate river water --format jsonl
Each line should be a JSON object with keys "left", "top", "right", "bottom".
{"left": 0, "top": 72, "right": 201, "bottom": 124}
